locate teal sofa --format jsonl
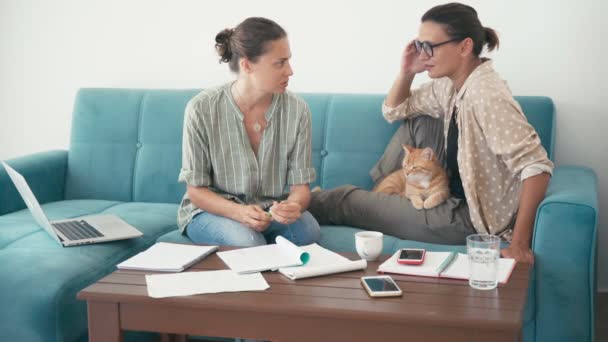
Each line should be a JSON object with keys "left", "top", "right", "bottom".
{"left": 0, "top": 89, "right": 598, "bottom": 342}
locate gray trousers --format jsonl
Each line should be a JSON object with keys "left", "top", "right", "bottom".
{"left": 309, "top": 116, "right": 476, "bottom": 245}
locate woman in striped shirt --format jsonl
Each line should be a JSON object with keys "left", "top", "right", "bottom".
{"left": 177, "top": 17, "right": 320, "bottom": 247}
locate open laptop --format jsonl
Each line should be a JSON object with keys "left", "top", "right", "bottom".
{"left": 2, "top": 161, "right": 143, "bottom": 247}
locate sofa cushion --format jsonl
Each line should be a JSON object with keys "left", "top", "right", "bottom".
{"left": 133, "top": 90, "right": 197, "bottom": 204}
{"left": 0, "top": 201, "right": 179, "bottom": 342}
{"left": 0, "top": 248, "right": 102, "bottom": 342}
{"left": 66, "top": 89, "right": 143, "bottom": 202}
{"left": 0, "top": 200, "right": 120, "bottom": 249}
{"left": 157, "top": 229, "right": 191, "bottom": 244}
{"left": 302, "top": 94, "right": 399, "bottom": 191}
{"left": 64, "top": 90, "right": 554, "bottom": 204}
{"left": 157, "top": 225, "right": 403, "bottom": 256}
{"left": 157, "top": 226, "right": 481, "bottom": 257}
{"left": 317, "top": 225, "right": 399, "bottom": 255}
{"left": 66, "top": 89, "right": 198, "bottom": 204}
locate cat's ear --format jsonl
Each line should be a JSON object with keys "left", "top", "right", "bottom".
{"left": 421, "top": 147, "right": 434, "bottom": 160}
{"left": 402, "top": 144, "right": 413, "bottom": 157}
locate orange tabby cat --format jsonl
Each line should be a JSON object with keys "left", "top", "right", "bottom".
{"left": 373, "top": 145, "right": 450, "bottom": 210}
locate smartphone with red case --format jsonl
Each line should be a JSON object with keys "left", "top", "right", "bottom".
{"left": 397, "top": 248, "right": 426, "bottom": 265}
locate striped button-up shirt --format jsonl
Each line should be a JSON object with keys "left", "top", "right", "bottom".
{"left": 177, "top": 82, "right": 316, "bottom": 232}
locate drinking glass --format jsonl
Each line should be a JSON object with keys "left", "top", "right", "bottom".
{"left": 467, "top": 234, "right": 500, "bottom": 290}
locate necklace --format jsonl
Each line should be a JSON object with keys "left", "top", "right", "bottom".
{"left": 232, "top": 83, "right": 263, "bottom": 133}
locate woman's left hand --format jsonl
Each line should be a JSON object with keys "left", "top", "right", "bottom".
{"left": 501, "top": 244, "right": 535, "bottom": 264}
{"left": 269, "top": 201, "right": 302, "bottom": 225}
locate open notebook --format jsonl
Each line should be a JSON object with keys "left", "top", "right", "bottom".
{"left": 218, "top": 236, "right": 367, "bottom": 278}
{"left": 217, "top": 236, "right": 310, "bottom": 274}
{"left": 378, "top": 250, "right": 516, "bottom": 284}
{"left": 278, "top": 244, "right": 367, "bottom": 280}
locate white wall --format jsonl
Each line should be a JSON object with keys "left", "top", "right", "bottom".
{"left": 1, "top": 0, "right": 606, "bottom": 288}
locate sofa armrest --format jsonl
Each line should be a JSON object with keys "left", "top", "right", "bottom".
{"left": 531, "top": 165, "right": 598, "bottom": 342}
{"left": 0, "top": 150, "right": 68, "bottom": 215}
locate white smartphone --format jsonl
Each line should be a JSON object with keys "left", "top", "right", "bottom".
{"left": 361, "top": 275, "right": 403, "bottom": 297}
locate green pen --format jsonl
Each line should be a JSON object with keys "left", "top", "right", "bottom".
{"left": 436, "top": 252, "right": 457, "bottom": 275}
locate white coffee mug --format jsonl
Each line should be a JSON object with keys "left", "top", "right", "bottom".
{"left": 355, "top": 231, "right": 383, "bottom": 261}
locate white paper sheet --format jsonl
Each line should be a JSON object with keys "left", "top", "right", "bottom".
{"left": 378, "top": 251, "right": 453, "bottom": 277}
{"left": 440, "top": 253, "right": 516, "bottom": 283}
{"left": 145, "top": 270, "right": 269, "bottom": 298}
{"left": 278, "top": 244, "right": 367, "bottom": 280}
{"left": 217, "top": 236, "right": 309, "bottom": 274}
{"left": 378, "top": 250, "right": 516, "bottom": 284}
{"left": 117, "top": 243, "right": 218, "bottom": 272}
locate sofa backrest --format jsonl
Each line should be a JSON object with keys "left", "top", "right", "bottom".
{"left": 65, "top": 89, "right": 555, "bottom": 203}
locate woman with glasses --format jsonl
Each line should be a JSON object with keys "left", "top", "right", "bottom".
{"left": 178, "top": 17, "right": 320, "bottom": 248}
{"left": 309, "top": 3, "right": 553, "bottom": 264}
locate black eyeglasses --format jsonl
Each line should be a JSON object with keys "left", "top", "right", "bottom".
{"left": 414, "top": 38, "right": 462, "bottom": 57}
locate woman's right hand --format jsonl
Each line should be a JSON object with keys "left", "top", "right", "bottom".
{"left": 237, "top": 205, "right": 272, "bottom": 232}
{"left": 400, "top": 40, "right": 426, "bottom": 76}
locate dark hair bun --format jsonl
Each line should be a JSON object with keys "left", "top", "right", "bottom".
{"left": 215, "top": 28, "right": 234, "bottom": 63}
{"left": 483, "top": 27, "right": 500, "bottom": 52}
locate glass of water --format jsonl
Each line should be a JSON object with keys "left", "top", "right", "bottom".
{"left": 467, "top": 234, "right": 501, "bottom": 290}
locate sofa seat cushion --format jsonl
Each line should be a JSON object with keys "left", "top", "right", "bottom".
{"left": 392, "top": 240, "right": 467, "bottom": 253}
{"left": 318, "top": 225, "right": 400, "bottom": 255}
{"left": 157, "top": 229, "right": 191, "bottom": 244}
{"left": 3, "top": 201, "right": 179, "bottom": 251}
{"left": 157, "top": 225, "right": 403, "bottom": 256}
{"left": 0, "top": 200, "right": 121, "bottom": 249}
{"left": 157, "top": 225, "right": 483, "bottom": 257}
{"left": 0, "top": 200, "right": 179, "bottom": 342}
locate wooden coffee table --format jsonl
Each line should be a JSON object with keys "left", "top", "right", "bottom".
{"left": 78, "top": 246, "right": 530, "bottom": 342}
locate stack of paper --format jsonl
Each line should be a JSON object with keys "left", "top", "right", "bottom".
{"left": 217, "top": 236, "right": 310, "bottom": 274}
{"left": 117, "top": 242, "right": 219, "bottom": 272}
{"left": 146, "top": 270, "right": 269, "bottom": 298}
{"left": 278, "top": 244, "right": 367, "bottom": 280}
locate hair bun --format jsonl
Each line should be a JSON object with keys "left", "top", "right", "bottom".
{"left": 483, "top": 27, "right": 500, "bottom": 52}
{"left": 215, "top": 28, "right": 234, "bottom": 63}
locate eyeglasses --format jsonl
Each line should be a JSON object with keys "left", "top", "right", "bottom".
{"left": 414, "top": 38, "right": 462, "bottom": 57}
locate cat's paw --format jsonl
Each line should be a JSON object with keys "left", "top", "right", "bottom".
{"left": 423, "top": 192, "right": 450, "bottom": 209}
{"left": 423, "top": 200, "right": 440, "bottom": 209}
{"left": 410, "top": 197, "right": 424, "bottom": 210}
{"left": 311, "top": 186, "right": 322, "bottom": 193}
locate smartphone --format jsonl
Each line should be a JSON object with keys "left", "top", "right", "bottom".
{"left": 397, "top": 248, "right": 426, "bottom": 265}
{"left": 361, "top": 276, "right": 402, "bottom": 297}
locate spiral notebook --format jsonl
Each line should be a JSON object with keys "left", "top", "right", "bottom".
{"left": 378, "top": 250, "right": 516, "bottom": 284}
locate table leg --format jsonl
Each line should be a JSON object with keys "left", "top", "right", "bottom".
{"left": 87, "top": 301, "right": 122, "bottom": 342}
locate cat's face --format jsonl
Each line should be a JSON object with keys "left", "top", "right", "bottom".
{"left": 402, "top": 145, "right": 437, "bottom": 183}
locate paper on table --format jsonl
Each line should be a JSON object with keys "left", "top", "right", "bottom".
{"left": 440, "top": 253, "right": 516, "bottom": 284}
{"left": 378, "top": 251, "right": 454, "bottom": 277}
{"left": 278, "top": 244, "right": 367, "bottom": 280}
{"left": 217, "top": 236, "right": 309, "bottom": 274}
{"left": 117, "top": 243, "right": 218, "bottom": 272}
{"left": 378, "top": 250, "right": 516, "bottom": 284}
{"left": 145, "top": 270, "right": 269, "bottom": 298}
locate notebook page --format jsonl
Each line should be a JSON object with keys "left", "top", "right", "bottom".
{"left": 440, "top": 253, "right": 517, "bottom": 283}
{"left": 278, "top": 244, "right": 367, "bottom": 280}
{"left": 377, "top": 251, "right": 454, "bottom": 277}
{"left": 217, "top": 236, "right": 308, "bottom": 274}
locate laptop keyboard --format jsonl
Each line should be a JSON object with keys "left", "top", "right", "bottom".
{"left": 52, "top": 220, "right": 104, "bottom": 241}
